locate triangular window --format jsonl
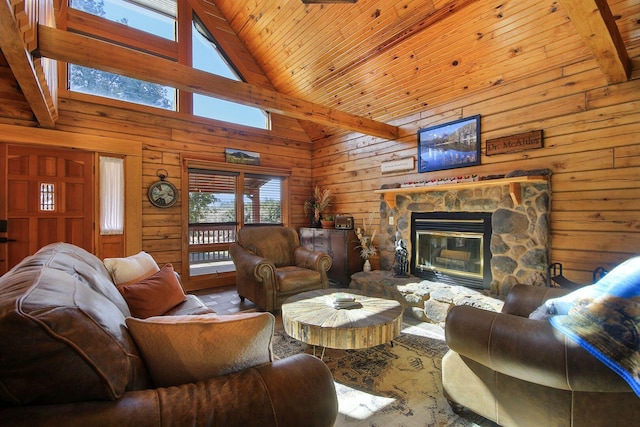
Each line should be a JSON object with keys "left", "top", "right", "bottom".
{"left": 66, "top": 1, "right": 269, "bottom": 129}
{"left": 192, "top": 15, "right": 269, "bottom": 129}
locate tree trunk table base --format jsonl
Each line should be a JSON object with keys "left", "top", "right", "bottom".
{"left": 281, "top": 289, "right": 403, "bottom": 354}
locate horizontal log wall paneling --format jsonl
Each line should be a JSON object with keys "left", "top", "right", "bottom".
{"left": 313, "top": 56, "right": 640, "bottom": 281}
{"left": 4, "top": 91, "right": 314, "bottom": 288}
{"left": 1, "top": 0, "right": 638, "bottom": 290}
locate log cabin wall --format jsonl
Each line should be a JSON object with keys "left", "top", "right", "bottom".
{"left": 314, "top": 55, "right": 640, "bottom": 285}
{"left": 1, "top": 0, "right": 639, "bottom": 290}
{"left": 72, "top": 98, "right": 315, "bottom": 283}
{"left": 0, "top": 57, "right": 315, "bottom": 285}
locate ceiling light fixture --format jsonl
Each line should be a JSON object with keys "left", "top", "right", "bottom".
{"left": 302, "top": 0, "right": 357, "bottom": 4}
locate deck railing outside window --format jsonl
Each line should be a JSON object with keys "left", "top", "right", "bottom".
{"left": 188, "top": 223, "right": 236, "bottom": 271}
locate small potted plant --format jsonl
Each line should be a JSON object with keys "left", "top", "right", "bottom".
{"left": 320, "top": 214, "right": 335, "bottom": 229}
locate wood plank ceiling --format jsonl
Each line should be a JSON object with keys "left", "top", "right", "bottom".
{"left": 215, "top": 0, "right": 637, "bottom": 140}
{"left": 0, "top": 0, "right": 638, "bottom": 141}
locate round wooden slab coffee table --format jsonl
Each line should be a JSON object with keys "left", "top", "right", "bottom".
{"left": 281, "top": 289, "right": 403, "bottom": 357}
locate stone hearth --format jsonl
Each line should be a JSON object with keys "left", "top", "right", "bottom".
{"left": 350, "top": 270, "right": 504, "bottom": 326}
{"left": 377, "top": 175, "right": 551, "bottom": 296}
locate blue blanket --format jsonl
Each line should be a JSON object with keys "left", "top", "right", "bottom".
{"left": 550, "top": 256, "right": 640, "bottom": 397}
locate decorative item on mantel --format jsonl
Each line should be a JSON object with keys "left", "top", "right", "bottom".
{"left": 356, "top": 212, "right": 377, "bottom": 272}
{"left": 401, "top": 174, "right": 478, "bottom": 188}
{"left": 304, "top": 186, "right": 332, "bottom": 228}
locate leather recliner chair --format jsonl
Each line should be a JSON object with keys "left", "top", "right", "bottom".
{"left": 442, "top": 284, "right": 640, "bottom": 427}
{"left": 229, "top": 226, "right": 332, "bottom": 311}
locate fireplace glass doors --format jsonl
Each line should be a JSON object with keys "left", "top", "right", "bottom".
{"left": 411, "top": 212, "right": 492, "bottom": 289}
{"left": 415, "top": 229, "right": 482, "bottom": 276}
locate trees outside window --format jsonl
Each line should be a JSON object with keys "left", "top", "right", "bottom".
{"left": 67, "top": 0, "right": 268, "bottom": 129}
{"left": 187, "top": 169, "right": 285, "bottom": 277}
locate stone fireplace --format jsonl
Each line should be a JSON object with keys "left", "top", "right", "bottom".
{"left": 377, "top": 175, "right": 551, "bottom": 295}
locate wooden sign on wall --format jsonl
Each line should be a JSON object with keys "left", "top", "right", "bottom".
{"left": 381, "top": 157, "right": 414, "bottom": 174}
{"left": 486, "top": 130, "right": 543, "bottom": 156}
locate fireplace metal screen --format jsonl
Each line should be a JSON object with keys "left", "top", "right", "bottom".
{"left": 411, "top": 212, "right": 492, "bottom": 289}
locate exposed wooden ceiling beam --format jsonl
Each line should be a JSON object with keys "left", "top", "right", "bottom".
{"left": 36, "top": 25, "right": 399, "bottom": 140}
{"left": 0, "top": 0, "right": 56, "bottom": 127}
{"left": 558, "top": 0, "right": 631, "bottom": 83}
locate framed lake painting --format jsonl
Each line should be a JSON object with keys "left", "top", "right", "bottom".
{"left": 417, "top": 115, "right": 481, "bottom": 173}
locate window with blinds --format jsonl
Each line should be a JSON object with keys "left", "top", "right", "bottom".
{"left": 187, "top": 169, "right": 237, "bottom": 276}
{"left": 186, "top": 169, "right": 284, "bottom": 277}
{"left": 244, "top": 174, "right": 283, "bottom": 225}
{"left": 189, "top": 170, "right": 237, "bottom": 224}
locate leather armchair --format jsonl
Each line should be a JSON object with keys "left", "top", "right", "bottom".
{"left": 230, "top": 226, "right": 332, "bottom": 311}
{"left": 442, "top": 284, "right": 640, "bottom": 427}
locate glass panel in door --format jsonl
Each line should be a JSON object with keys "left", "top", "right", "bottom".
{"left": 188, "top": 169, "right": 238, "bottom": 276}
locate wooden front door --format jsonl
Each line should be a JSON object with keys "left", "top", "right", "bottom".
{"left": 0, "top": 145, "right": 94, "bottom": 274}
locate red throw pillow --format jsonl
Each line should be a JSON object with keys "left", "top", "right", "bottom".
{"left": 117, "top": 264, "right": 186, "bottom": 318}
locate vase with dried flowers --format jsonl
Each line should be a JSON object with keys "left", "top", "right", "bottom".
{"left": 303, "top": 186, "right": 332, "bottom": 228}
{"left": 355, "top": 212, "right": 377, "bottom": 271}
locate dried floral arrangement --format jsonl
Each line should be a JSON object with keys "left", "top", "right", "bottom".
{"left": 356, "top": 212, "right": 377, "bottom": 260}
{"left": 304, "top": 186, "right": 332, "bottom": 222}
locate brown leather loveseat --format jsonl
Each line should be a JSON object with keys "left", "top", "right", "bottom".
{"left": 442, "top": 284, "right": 640, "bottom": 427}
{"left": 0, "top": 242, "right": 338, "bottom": 426}
{"left": 230, "top": 226, "right": 332, "bottom": 311}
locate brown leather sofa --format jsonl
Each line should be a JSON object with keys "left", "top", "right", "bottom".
{"left": 442, "top": 284, "right": 640, "bottom": 427}
{"left": 230, "top": 226, "right": 332, "bottom": 311}
{"left": 0, "top": 242, "right": 338, "bottom": 426}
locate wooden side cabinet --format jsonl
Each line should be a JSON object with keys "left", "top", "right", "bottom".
{"left": 299, "top": 227, "right": 364, "bottom": 288}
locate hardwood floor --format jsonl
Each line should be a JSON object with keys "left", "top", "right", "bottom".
{"left": 189, "top": 285, "right": 259, "bottom": 315}
{"left": 190, "top": 283, "right": 351, "bottom": 315}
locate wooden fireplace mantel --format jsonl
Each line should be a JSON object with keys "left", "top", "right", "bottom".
{"left": 374, "top": 175, "right": 549, "bottom": 209}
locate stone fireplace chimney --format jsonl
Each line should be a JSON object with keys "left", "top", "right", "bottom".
{"left": 376, "top": 174, "right": 551, "bottom": 295}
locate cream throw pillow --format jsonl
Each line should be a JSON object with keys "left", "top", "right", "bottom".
{"left": 126, "top": 312, "right": 275, "bottom": 387}
{"left": 104, "top": 251, "right": 160, "bottom": 286}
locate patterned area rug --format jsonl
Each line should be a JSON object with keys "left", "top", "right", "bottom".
{"left": 272, "top": 316, "right": 496, "bottom": 427}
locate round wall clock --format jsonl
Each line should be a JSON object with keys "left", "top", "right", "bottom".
{"left": 148, "top": 171, "right": 178, "bottom": 208}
